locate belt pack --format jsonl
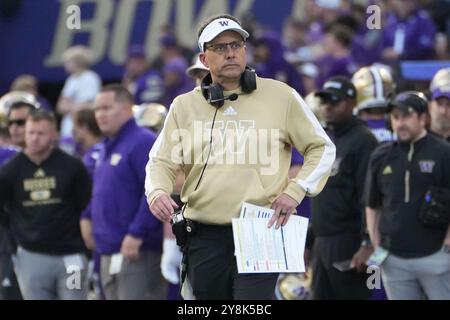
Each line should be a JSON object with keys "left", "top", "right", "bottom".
{"left": 171, "top": 211, "right": 197, "bottom": 247}
{"left": 419, "top": 186, "right": 450, "bottom": 229}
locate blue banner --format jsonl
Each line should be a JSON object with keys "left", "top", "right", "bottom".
{"left": 0, "top": 0, "right": 301, "bottom": 94}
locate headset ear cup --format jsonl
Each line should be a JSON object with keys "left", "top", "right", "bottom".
{"left": 201, "top": 73, "right": 225, "bottom": 108}
{"left": 241, "top": 67, "right": 257, "bottom": 93}
{"left": 201, "top": 73, "right": 213, "bottom": 100}
{"left": 208, "top": 84, "right": 225, "bottom": 108}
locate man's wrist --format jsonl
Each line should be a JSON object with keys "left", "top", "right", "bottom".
{"left": 148, "top": 189, "right": 168, "bottom": 206}
{"left": 443, "top": 244, "right": 450, "bottom": 253}
{"left": 361, "top": 238, "right": 372, "bottom": 247}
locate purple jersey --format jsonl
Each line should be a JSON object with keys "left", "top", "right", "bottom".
{"left": 82, "top": 143, "right": 102, "bottom": 179}
{"left": 315, "top": 54, "right": 358, "bottom": 88}
{"left": 161, "top": 58, "right": 194, "bottom": 108}
{"left": 86, "top": 119, "right": 162, "bottom": 254}
{"left": 365, "top": 119, "right": 394, "bottom": 143}
{"left": 380, "top": 10, "right": 436, "bottom": 61}
{"left": 133, "top": 70, "right": 165, "bottom": 105}
{"left": 0, "top": 146, "right": 19, "bottom": 166}
{"left": 58, "top": 136, "right": 82, "bottom": 157}
{"left": 351, "top": 28, "right": 383, "bottom": 67}
{"left": 307, "top": 21, "right": 325, "bottom": 44}
{"left": 253, "top": 31, "right": 305, "bottom": 95}
{"left": 37, "top": 96, "right": 52, "bottom": 111}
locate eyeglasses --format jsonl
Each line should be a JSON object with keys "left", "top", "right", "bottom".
{"left": 8, "top": 119, "right": 26, "bottom": 127}
{"left": 206, "top": 40, "right": 245, "bottom": 54}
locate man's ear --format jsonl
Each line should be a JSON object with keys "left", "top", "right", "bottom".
{"left": 427, "top": 100, "right": 433, "bottom": 113}
{"left": 199, "top": 53, "right": 209, "bottom": 68}
{"left": 419, "top": 112, "right": 429, "bottom": 124}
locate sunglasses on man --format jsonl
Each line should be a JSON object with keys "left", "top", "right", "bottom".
{"left": 320, "top": 95, "right": 342, "bottom": 107}
{"left": 8, "top": 119, "right": 27, "bottom": 127}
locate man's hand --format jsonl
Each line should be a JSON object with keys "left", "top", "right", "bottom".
{"left": 268, "top": 193, "right": 299, "bottom": 229}
{"left": 350, "top": 245, "right": 374, "bottom": 272}
{"left": 161, "top": 238, "right": 182, "bottom": 284}
{"left": 80, "top": 218, "right": 96, "bottom": 250}
{"left": 149, "top": 193, "right": 179, "bottom": 223}
{"left": 120, "top": 235, "right": 143, "bottom": 261}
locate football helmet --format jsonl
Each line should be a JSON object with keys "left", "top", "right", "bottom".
{"left": 275, "top": 268, "right": 312, "bottom": 300}
{"left": 133, "top": 103, "right": 168, "bottom": 133}
{"left": 352, "top": 65, "right": 394, "bottom": 113}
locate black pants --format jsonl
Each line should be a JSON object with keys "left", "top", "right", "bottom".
{"left": 186, "top": 223, "right": 278, "bottom": 300}
{"left": 311, "top": 234, "right": 372, "bottom": 300}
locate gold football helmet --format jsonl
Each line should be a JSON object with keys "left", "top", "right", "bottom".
{"left": 430, "top": 67, "right": 450, "bottom": 92}
{"left": 275, "top": 268, "right": 312, "bottom": 300}
{"left": 133, "top": 103, "right": 168, "bottom": 134}
{"left": 352, "top": 65, "right": 394, "bottom": 113}
{"left": 304, "top": 91, "right": 324, "bottom": 124}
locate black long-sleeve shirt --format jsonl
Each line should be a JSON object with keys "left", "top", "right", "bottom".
{"left": 311, "top": 117, "right": 379, "bottom": 237}
{"left": 0, "top": 149, "right": 91, "bottom": 255}
{"left": 365, "top": 133, "right": 450, "bottom": 258}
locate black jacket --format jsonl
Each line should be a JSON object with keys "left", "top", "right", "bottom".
{"left": 365, "top": 133, "right": 450, "bottom": 258}
{"left": 0, "top": 149, "right": 91, "bottom": 255}
{"left": 429, "top": 130, "right": 450, "bottom": 144}
{"left": 311, "top": 117, "right": 378, "bottom": 237}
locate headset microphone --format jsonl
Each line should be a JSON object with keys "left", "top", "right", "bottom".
{"left": 227, "top": 93, "right": 239, "bottom": 101}
{"left": 209, "top": 93, "right": 239, "bottom": 105}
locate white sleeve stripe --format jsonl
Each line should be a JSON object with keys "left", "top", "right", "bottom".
{"left": 145, "top": 132, "right": 164, "bottom": 197}
{"left": 291, "top": 90, "right": 336, "bottom": 194}
{"left": 144, "top": 105, "right": 174, "bottom": 197}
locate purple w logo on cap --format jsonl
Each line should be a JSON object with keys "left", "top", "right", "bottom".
{"left": 218, "top": 20, "right": 229, "bottom": 27}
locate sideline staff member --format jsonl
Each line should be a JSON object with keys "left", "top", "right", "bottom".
{"left": 311, "top": 76, "right": 378, "bottom": 300}
{"left": 82, "top": 85, "right": 167, "bottom": 300}
{"left": 365, "top": 91, "right": 450, "bottom": 300}
{"left": 0, "top": 111, "right": 91, "bottom": 299}
{"left": 145, "top": 14, "right": 336, "bottom": 299}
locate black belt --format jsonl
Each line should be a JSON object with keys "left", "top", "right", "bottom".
{"left": 186, "top": 220, "right": 232, "bottom": 236}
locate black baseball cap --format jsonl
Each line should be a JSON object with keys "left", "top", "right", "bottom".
{"left": 315, "top": 76, "right": 357, "bottom": 102}
{"left": 387, "top": 91, "right": 428, "bottom": 114}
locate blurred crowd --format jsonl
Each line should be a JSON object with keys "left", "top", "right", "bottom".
{"left": 0, "top": 0, "right": 449, "bottom": 300}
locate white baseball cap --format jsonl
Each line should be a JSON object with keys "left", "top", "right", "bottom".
{"left": 198, "top": 18, "right": 249, "bottom": 52}
{"left": 186, "top": 55, "right": 209, "bottom": 78}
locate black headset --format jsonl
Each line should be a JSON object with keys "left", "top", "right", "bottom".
{"left": 200, "top": 66, "right": 257, "bottom": 108}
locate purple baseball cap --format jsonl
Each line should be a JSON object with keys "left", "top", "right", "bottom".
{"left": 432, "top": 86, "right": 450, "bottom": 100}
{"left": 163, "top": 58, "right": 188, "bottom": 75}
{"left": 159, "top": 34, "right": 177, "bottom": 48}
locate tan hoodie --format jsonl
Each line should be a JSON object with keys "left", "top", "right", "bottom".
{"left": 145, "top": 76, "right": 335, "bottom": 225}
